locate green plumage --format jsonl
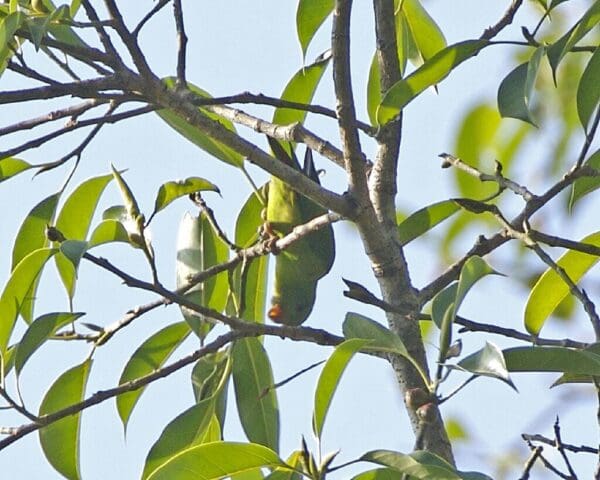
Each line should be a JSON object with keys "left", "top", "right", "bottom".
{"left": 266, "top": 139, "right": 335, "bottom": 326}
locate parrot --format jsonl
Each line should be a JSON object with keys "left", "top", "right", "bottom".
{"left": 265, "top": 138, "right": 335, "bottom": 326}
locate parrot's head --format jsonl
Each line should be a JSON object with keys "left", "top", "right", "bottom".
{"left": 267, "top": 282, "right": 317, "bottom": 326}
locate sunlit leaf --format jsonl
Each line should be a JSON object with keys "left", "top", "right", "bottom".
{"left": 0, "top": 11, "right": 24, "bottom": 75}
{"left": 88, "top": 220, "right": 130, "bottom": 248}
{"left": 0, "top": 248, "right": 57, "bottom": 355}
{"left": 152, "top": 177, "right": 219, "bottom": 218}
{"left": 352, "top": 468, "right": 407, "bottom": 480}
{"left": 15, "top": 311, "right": 84, "bottom": 375}
{"left": 0, "top": 157, "right": 31, "bottom": 182}
{"left": 296, "top": 0, "right": 334, "bottom": 60}
{"left": 39, "top": 359, "right": 92, "bottom": 480}
{"left": 156, "top": 78, "right": 244, "bottom": 168}
{"left": 231, "top": 338, "right": 279, "bottom": 452}
{"left": 116, "top": 322, "right": 190, "bottom": 430}
{"left": 191, "top": 350, "right": 231, "bottom": 429}
{"left": 265, "top": 451, "right": 303, "bottom": 480}
{"left": 145, "top": 442, "right": 287, "bottom": 480}
{"left": 504, "top": 346, "right": 600, "bottom": 376}
{"left": 401, "top": 0, "right": 446, "bottom": 62}
{"left": 397, "top": 200, "right": 461, "bottom": 245}
{"left": 457, "top": 342, "right": 515, "bottom": 390}
{"left": 56, "top": 240, "right": 88, "bottom": 299}
{"left": 313, "top": 338, "right": 368, "bottom": 439}
{"left": 497, "top": 47, "right": 544, "bottom": 125}
{"left": 577, "top": 46, "right": 600, "bottom": 132}
{"left": 524, "top": 231, "right": 600, "bottom": 335}
{"left": 111, "top": 165, "right": 141, "bottom": 219}
{"left": 570, "top": 150, "right": 600, "bottom": 210}
{"left": 377, "top": 40, "right": 489, "bottom": 124}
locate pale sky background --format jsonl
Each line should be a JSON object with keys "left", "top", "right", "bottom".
{"left": 0, "top": 1, "right": 598, "bottom": 479}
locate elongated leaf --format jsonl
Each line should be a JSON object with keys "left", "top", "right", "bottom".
{"left": 142, "top": 398, "right": 218, "bottom": 480}
{"left": 377, "top": 40, "right": 488, "bottom": 124}
{"left": 0, "top": 248, "right": 57, "bottom": 355}
{"left": 296, "top": 0, "right": 334, "bottom": 60}
{"left": 0, "top": 157, "right": 31, "bottom": 182}
{"left": 232, "top": 338, "right": 279, "bottom": 451}
{"left": 397, "top": 200, "right": 461, "bottom": 245}
{"left": 551, "top": 343, "right": 600, "bottom": 386}
{"left": 577, "top": 46, "right": 600, "bottom": 132}
{"left": 156, "top": 78, "right": 244, "bottom": 168}
{"left": 504, "top": 346, "right": 600, "bottom": 375}
{"left": 313, "top": 338, "right": 368, "bottom": 439}
{"left": 88, "top": 220, "right": 130, "bottom": 248}
{"left": 273, "top": 51, "right": 331, "bottom": 129}
{"left": 116, "top": 322, "right": 190, "bottom": 430}
{"left": 39, "top": 359, "right": 92, "bottom": 480}
{"left": 56, "top": 240, "right": 89, "bottom": 299}
{"left": 0, "top": 11, "right": 24, "bottom": 74}
{"left": 352, "top": 468, "right": 407, "bottom": 480}
{"left": 176, "top": 211, "right": 229, "bottom": 340}
{"left": 547, "top": 1, "right": 600, "bottom": 78}
{"left": 401, "top": 0, "right": 446, "bottom": 62}
{"left": 191, "top": 350, "right": 231, "bottom": 429}
{"left": 343, "top": 312, "right": 428, "bottom": 384}
{"left": 524, "top": 231, "right": 600, "bottom": 335}
{"left": 457, "top": 342, "right": 515, "bottom": 390}
{"left": 266, "top": 451, "right": 303, "bottom": 480}
{"left": 497, "top": 47, "right": 544, "bottom": 125}
{"left": 54, "top": 173, "right": 113, "bottom": 300}
{"left": 15, "top": 312, "right": 84, "bottom": 375}
{"left": 146, "top": 442, "right": 286, "bottom": 480}
{"left": 152, "top": 177, "right": 219, "bottom": 217}
{"left": 570, "top": 151, "right": 600, "bottom": 209}
{"left": 111, "top": 165, "right": 141, "bottom": 219}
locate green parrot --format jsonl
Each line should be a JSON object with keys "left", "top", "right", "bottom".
{"left": 265, "top": 138, "right": 335, "bottom": 326}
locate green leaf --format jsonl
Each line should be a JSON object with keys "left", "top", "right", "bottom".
{"left": 0, "top": 11, "right": 24, "bottom": 75}
{"left": 569, "top": 151, "right": 600, "bottom": 209}
{"left": 145, "top": 442, "right": 287, "bottom": 480}
{"left": 56, "top": 240, "right": 89, "bottom": 299}
{"left": 497, "top": 46, "right": 544, "bottom": 125}
{"left": 142, "top": 399, "right": 218, "bottom": 479}
{"left": 343, "top": 312, "right": 429, "bottom": 384}
{"left": 0, "top": 248, "right": 57, "bottom": 355}
{"left": 176, "top": 211, "right": 229, "bottom": 341}
{"left": 577, "top": 46, "right": 600, "bottom": 132}
{"left": 377, "top": 40, "right": 488, "bottom": 124}
{"left": 191, "top": 350, "right": 231, "bottom": 430}
{"left": 39, "top": 359, "right": 92, "bottom": 480}
{"left": 265, "top": 451, "right": 303, "bottom": 480}
{"left": 397, "top": 200, "right": 461, "bottom": 245}
{"left": 313, "top": 338, "right": 368, "bottom": 439}
{"left": 152, "top": 177, "right": 219, "bottom": 218}
{"left": 15, "top": 311, "right": 84, "bottom": 375}
{"left": 116, "top": 322, "right": 191, "bottom": 430}
{"left": 503, "top": 346, "right": 600, "bottom": 375}
{"left": 88, "top": 220, "right": 130, "bottom": 248}
{"left": 524, "top": 231, "right": 600, "bottom": 335}
{"left": 547, "top": 1, "right": 600, "bottom": 79}
{"left": 111, "top": 165, "right": 141, "bottom": 219}
{"left": 231, "top": 338, "right": 279, "bottom": 452}
{"left": 0, "top": 157, "right": 32, "bottom": 182}
{"left": 352, "top": 468, "right": 406, "bottom": 480}
{"left": 457, "top": 342, "right": 515, "bottom": 390}
{"left": 401, "top": 0, "right": 446, "bottom": 62}
{"left": 296, "top": 0, "right": 334, "bottom": 60}
{"left": 156, "top": 78, "right": 244, "bottom": 168}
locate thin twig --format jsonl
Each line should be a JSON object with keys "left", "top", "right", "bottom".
{"left": 133, "top": 0, "right": 170, "bottom": 37}
{"left": 480, "top": 0, "right": 524, "bottom": 40}
{"left": 523, "top": 434, "right": 598, "bottom": 454}
{"left": 554, "top": 417, "right": 578, "bottom": 478}
{"left": 173, "top": 0, "right": 187, "bottom": 88}
{"left": 519, "top": 445, "right": 543, "bottom": 480}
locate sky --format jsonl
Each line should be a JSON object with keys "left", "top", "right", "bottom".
{"left": 0, "top": 1, "right": 598, "bottom": 479}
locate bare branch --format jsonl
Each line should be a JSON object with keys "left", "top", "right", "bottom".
{"left": 480, "top": 0, "right": 524, "bottom": 40}
{"left": 133, "top": 0, "right": 171, "bottom": 37}
{"left": 173, "top": 0, "right": 188, "bottom": 88}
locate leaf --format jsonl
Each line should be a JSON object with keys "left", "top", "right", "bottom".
{"left": 56, "top": 240, "right": 89, "bottom": 299}
{"left": 377, "top": 40, "right": 489, "bottom": 124}
{"left": 39, "top": 359, "right": 92, "bottom": 480}
{"left": 397, "top": 200, "right": 461, "bottom": 245}
{"left": 191, "top": 350, "right": 231, "bottom": 429}
{"left": 145, "top": 442, "right": 287, "bottom": 480}
{"left": 0, "top": 11, "right": 24, "bottom": 75}
{"left": 142, "top": 399, "right": 218, "bottom": 479}
{"left": 577, "top": 46, "right": 600, "bottom": 132}
{"left": 524, "top": 231, "right": 600, "bottom": 335}
{"left": 401, "top": 0, "right": 446, "bottom": 62}
{"left": 15, "top": 312, "right": 84, "bottom": 375}
{"left": 88, "top": 220, "right": 130, "bottom": 248}
{"left": 569, "top": 150, "right": 600, "bottom": 209}
{"left": 547, "top": 1, "right": 600, "bottom": 79}
{"left": 152, "top": 177, "right": 220, "bottom": 218}
{"left": 313, "top": 338, "right": 368, "bottom": 439}
{"left": 54, "top": 173, "right": 113, "bottom": 300}
{"left": 0, "top": 248, "right": 57, "bottom": 355}
{"left": 176, "top": 211, "right": 229, "bottom": 340}
{"left": 111, "top": 165, "right": 141, "bottom": 219}
{"left": 497, "top": 46, "right": 544, "bottom": 125}
{"left": 0, "top": 157, "right": 32, "bottom": 182}
{"left": 231, "top": 338, "right": 279, "bottom": 452}
{"left": 457, "top": 342, "right": 515, "bottom": 390}
{"left": 342, "top": 312, "right": 429, "bottom": 384}
{"left": 156, "top": 78, "right": 244, "bottom": 168}
{"left": 116, "top": 322, "right": 190, "bottom": 430}
{"left": 504, "top": 346, "right": 600, "bottom": 376}
{"left": 272, "top": 50, "right": 331, "bottom": 129}
{"left": 265, "top": 451, "right": 303, "bottom": 480}
{"left": 296, "top": 0, "right": 334, "bottom": 60}
{"left": 352, "top": 468, "right": 407, "bottom": 480}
